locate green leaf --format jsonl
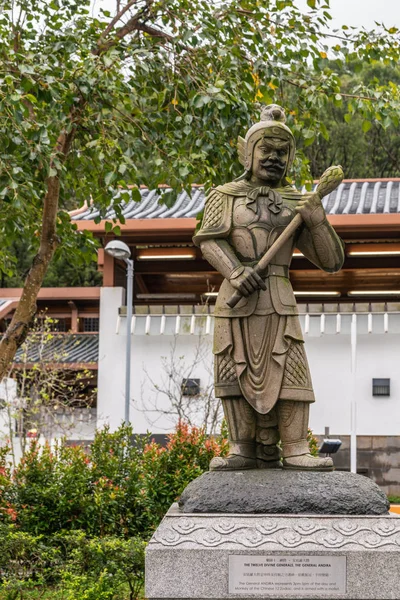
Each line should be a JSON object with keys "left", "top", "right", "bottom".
{"left": 362, "top": 120, "right": 372, "bottom": 133}
{"left": 105, "top": 221, "right": 113, "bottom": 233}
{"left": 24, "top": 94, "right": 37, "bottom": 104}
{"left": 304, "top": 135, "right": 315, "bottom": 147}
{"left": 104, "top": 172, "right": 115, "bottom": 186}
{"left": 319, "top": 122, "right": 329, "bottom": 141}
{"left": 303, "top": 129, "right": 315, "bottom": 139}
{"left": 179, "top": 166, "right": 190, "bottom": 177}
{"left": 131, "top": 188, "right": 142, "bottom": 203}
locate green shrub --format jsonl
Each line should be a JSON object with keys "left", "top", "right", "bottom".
{"left": 388, "top": 495, "right": 400, "bottom": 504}
{"left": 11, "top": 427, "right": 147, "bottom": 538}
{"left": 0, "top": 523, "right": 63, "bottom": 598}
{"left": 0, "top": 420, "right": 327, "bottom": 598}
{"left": 0, "top": 526, "right": 145, "bottom": 600}
{"left": 140, "top": 421, "right": 228, "bottom": 530}
{"left": 13, "top": 440, "right": 92, "bottom": 536}
{"left": 9, "top": 421, "right": 228, "bottom": 540}
{"left": 61, "top": 534, "right": 145, "bottom": 600}
{"left": 0, "top": 421, "right": 227, "bottom": 598}
{"left": 0, "top": 444, "right": 17, "bottom": 526}
{"left": 8, "top": 421, "right": 320, "bottom": 541}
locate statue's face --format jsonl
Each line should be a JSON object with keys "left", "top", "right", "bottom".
{"left": 251, "top": 137, "right": 289, "bottom": 184}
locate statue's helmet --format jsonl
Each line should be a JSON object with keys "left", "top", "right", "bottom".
{"left": 238, "top": 104, "right": 295, "bottom": 176}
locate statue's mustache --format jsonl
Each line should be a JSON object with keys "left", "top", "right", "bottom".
{"left": 260, "top": 159, "right": 285, "bottom": 169}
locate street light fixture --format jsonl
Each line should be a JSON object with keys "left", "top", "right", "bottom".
{"left": 104, "top": 240, "right": 131, "bottom": 260}
{"left": 104, "top": 240, "right": 134, "bottom": 426}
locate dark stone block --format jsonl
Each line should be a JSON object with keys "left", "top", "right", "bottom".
{"left": 179, "top": 469, "right": 389, "bottom": 515}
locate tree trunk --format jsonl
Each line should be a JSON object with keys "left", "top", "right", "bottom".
{"left": 0, "top": 174, "right": 60, "bottom": 381}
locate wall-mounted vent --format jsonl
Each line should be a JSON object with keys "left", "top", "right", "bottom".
{"left": 372, "top": 378, "right": 390, "bottom": 397}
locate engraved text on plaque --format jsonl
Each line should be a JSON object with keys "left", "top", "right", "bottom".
{"left": 229, "top": 554, "right": 346, "bottom": 596}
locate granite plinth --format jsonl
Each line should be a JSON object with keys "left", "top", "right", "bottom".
{"left": 145, "top": 504, "right": 400, "bottom": 600}
{"left": 178, "top": 470, "right": 389, "bottom": 515}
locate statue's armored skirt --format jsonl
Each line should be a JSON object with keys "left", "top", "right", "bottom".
{"left": 214, "top": 312, "right": 314, "bottom": 414}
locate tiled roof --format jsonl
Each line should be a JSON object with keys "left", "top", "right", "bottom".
{"left": 71, "top": 180, "right": 400, "bottom": 221}
{"left": 0, "top": 298, "right": 18, "bottom": 319}
{"left": 14, "top": 334, "right": 98, "bottom": 364}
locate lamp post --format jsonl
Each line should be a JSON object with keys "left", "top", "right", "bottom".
{"left": 104, "top": 240, "right": 133, "bottom": 425}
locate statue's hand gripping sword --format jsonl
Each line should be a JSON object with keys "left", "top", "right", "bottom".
{"left": 226, "top": 165, "right": 344, "bottom": 309}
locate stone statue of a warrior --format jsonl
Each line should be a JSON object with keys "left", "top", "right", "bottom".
{"left": 193, "top": 105, "right": 345, "bottom": 472}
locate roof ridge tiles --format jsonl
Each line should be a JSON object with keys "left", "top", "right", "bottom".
{"left": 69, "top": 179, "right": 400, "bottom": 222}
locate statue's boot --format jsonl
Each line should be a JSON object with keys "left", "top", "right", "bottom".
{"left": 256, "top": 408, "right": 282, "bottom": 469}
{"left": 278, "top": 400, "right": 333, "bottom": 471}
{"left": 210, "top": 396, "right": 257, "bottom": 471}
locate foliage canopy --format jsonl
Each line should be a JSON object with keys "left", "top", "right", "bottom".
{"left": 1, "top": 0, "right": 399, "bottom": 267}
{"left": 0, "top": 0, "right": 399, "bottom": 374}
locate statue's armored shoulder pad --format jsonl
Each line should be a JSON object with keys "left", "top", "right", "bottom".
{"left": 192, "top": 188, "right": 233, "bottom": 247}
{"left": 215, "top": 180, "right": 251, "bottom": 196}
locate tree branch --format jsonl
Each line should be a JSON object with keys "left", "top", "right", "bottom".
{"left": 96, "top": 2, "right": 173, "bottom": 53}
{"left": 100, "top": 0, "right": 143, "bottom": 40}
{"left": 283, "top": 77, "right": 380, "bottom": 102}
{"left": 135, "top": 22, "right": 174, "bottom": 42}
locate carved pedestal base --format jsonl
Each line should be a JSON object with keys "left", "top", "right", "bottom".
{"left": 146, "top": 504, "right": 400, "bottom": 600}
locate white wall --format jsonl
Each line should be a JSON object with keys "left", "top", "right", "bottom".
{"left": 97, "top": 287, "right": 127, "bottom": 430}
{"left": 98, "top": 288, "right": 214, "bottom": 433}
{"left": 97, "top": 292, "right": 400, "bottom": 437}
{"left": 130, "top": 333, "right": 213, "bottom": 433}
{"left": 305, "top": 314, "right": 400, "bottom": 435}
{"left": 0, "top": 378, "right": 18, "bottom": 454}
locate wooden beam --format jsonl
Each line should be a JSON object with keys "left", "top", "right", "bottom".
{"left": 135, "top": 260, "right": 214, "bottom": 274}
{"left": 76, "top": 217, "right": 198, "bottom": 236}
{"left": 0, "top": 288, "right": 101, "bottom": 300}
{"left": 102, "top": 250, "right": 115, "bottom": 287}
{"left": 68, "top": 301, "right": 79, "bottom": 333}
{"left": 329, "top": 214, "right": 400, "bottom": 237}
{"left": 291, "top": 256, "right": 400, "bottom": 271}
{"left": 12, "top": 362, "right": 98, "bottom": 370}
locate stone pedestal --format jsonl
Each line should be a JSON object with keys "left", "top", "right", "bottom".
{"left": 178, "top": 470, "right": 389, "bottom": 515}
{"left": 146, "top": 504, "right": 400, "bottom": 600}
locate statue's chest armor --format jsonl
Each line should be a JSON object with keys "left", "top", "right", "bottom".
{"left": 230, "top": 195, "right": 297, "bottom": 262}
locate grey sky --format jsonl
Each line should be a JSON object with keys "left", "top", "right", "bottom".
{"left": 95, "top": 1, "right": 399, "bottom": 31}
{"left": 298, "top": 0, "right": 399, "bottom": 30}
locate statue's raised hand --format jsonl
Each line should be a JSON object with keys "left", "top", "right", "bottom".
{"left": 295, "top": 192, "right": 326, "bottom": 228}
{"left": 229, "top": 266, "right": 267, "bottom": 297}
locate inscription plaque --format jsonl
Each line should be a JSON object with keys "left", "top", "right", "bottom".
{"left": 229, "top": 554, "right": 346, "bottom": 596}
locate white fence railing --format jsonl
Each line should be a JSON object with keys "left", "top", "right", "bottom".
{"left": 115, "top": 308, "right": 400, "bottom": 337}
